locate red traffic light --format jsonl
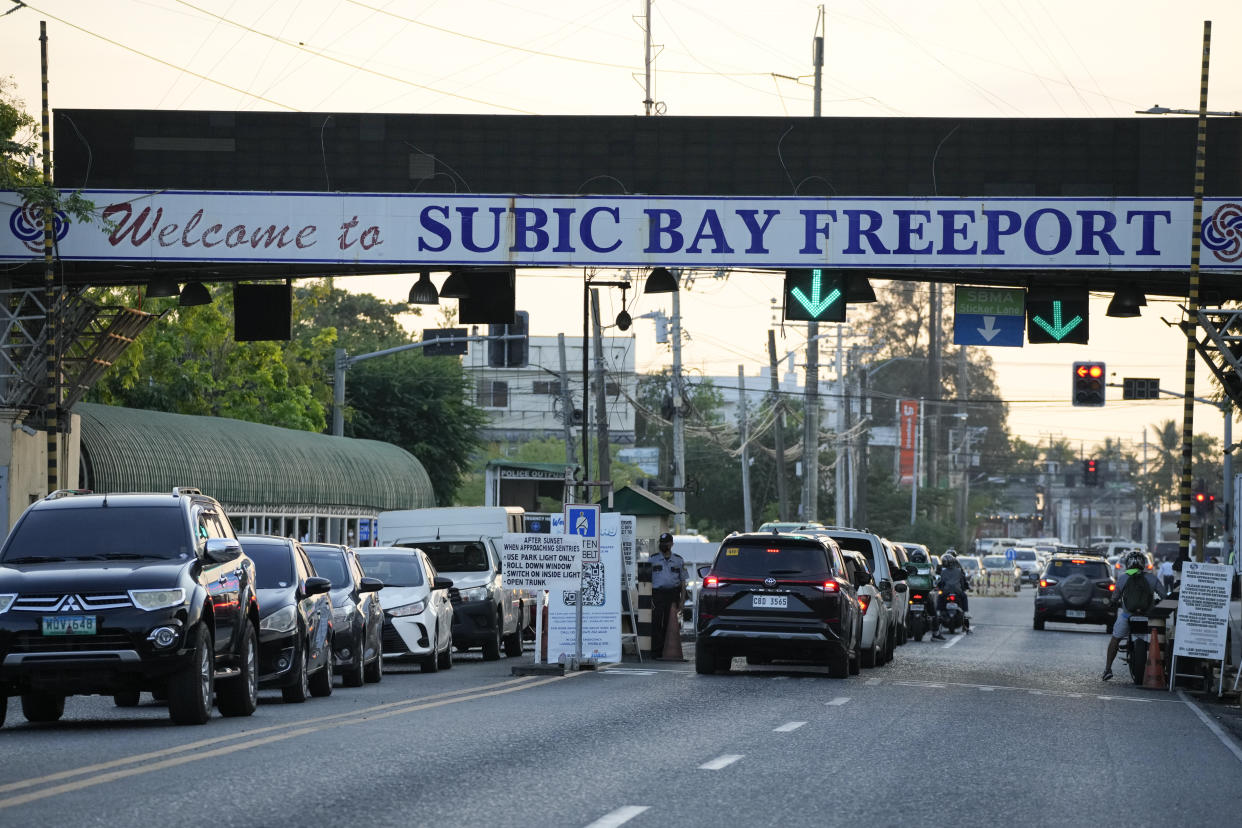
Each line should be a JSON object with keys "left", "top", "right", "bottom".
{"left": 1075, "top": 363, "right": 1103, "bottom": 379}
{"left": 1194, "top": 492, "right": 1207, "bottom": 503}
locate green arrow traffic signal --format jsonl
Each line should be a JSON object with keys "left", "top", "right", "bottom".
{"left": 1032, "top": 300, "right": 1083, "bottom": 341}
{"left": 784, "top": 268, "right": 846, "bottom": 322}
{"left": 1026, "top": 289, "right": 1089, "bottom": 344}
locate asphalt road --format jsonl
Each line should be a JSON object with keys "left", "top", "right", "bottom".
{"left": 2, "top": 592, "right": 1240, "bottom": 828}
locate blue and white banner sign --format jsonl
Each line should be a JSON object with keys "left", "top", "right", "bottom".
{"left": 4, "top": 190, "right": 1242, "bottom": 270}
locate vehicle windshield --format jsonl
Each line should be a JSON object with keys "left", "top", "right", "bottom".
{"left": 1, "top": 506, "right": 192, "bottom": 562}
{"left": 405, "top": 541, "right": 489, "bottom": 573}
{"left": 355, "top": 552, "right": 425, "bottom": 587}
{"left": 241, "top": 541, "right": 294, "bottom": 589}
{"left": 1047, "top": 559, "right": 1111, "bottom": 579}
{"left": 305, "top": 548, "right": 351, "bottom": 588}
{"left": 982, "top": 556, "right": 1010, "bottom": 569}
{"left": 712, "top": 542, "right": 831, "bottom": 579}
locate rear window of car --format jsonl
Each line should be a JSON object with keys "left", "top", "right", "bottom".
{"left": 305, "top": 549, "right": 351, "bottom": 587}
{"left": 2, "top": 506, "right": 192, "bottom": 562}
{"left": 829, "top": 536, "right": 877, "bottom": 570}
{"left": 403, "top": 541, "right": 489, "bottom": 573}
{"left": 242, "top": 541, "right": 295, "bottom": 589}
{"left": 1046, "top": 559, "right": 1110, "bottom": 579}
{"left": 959, "top": 558, "right": 981, "bottom": 571}
{"left": 1013, "top": 550, "right": 1037, "bottom": 561}
{"left": 712, "top": 542, "right": 831, "bottom": 579}
{"left": 356, "top": 552, "right": 425, "bottom": 587}
{"left": 982, "top": 556, "right": 1011, "bottom": 569}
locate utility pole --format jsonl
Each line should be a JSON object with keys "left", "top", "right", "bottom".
{"left": 738, "top": 365, "right": 753, "bottom": 532}
{"left": 834, "top": 326, "right": 846, "bottom": 526}
{"left": 956, "top": 342, "right": 970, "bottom": 549}
{"left": 802, "top": 11, "right": 825, "bottom": 523}
{"left": 557, "top": 334, "right": 577, "bottom": 466}
{"left": 671, "top": 278, "right": 686, "bottom": 533}
{"left": 642, "top": 0, "right": 654, "bottom": 116}
{"left": 768, "top": 329, "right": 790, "bottom": 521}
{"left": 927, "top": 284, "right": 941, "bottom": 495}
{"left": 591, "top": 290, "right": 612, "bottom": 490}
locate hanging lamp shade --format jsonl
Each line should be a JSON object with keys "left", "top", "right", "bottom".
{"left": 408, "top": 270, "right": 439, "bottom": 304}
{"left": 643, "top": 267, "right": 679, "bottom": 294}
{"left": 178, "top": 281, "right": 212, "bottom": 307}
{"left": 438, "top": 270, "right": 470, "bottom": 299}
{"left": 1105, "top": 286, "right": 1145, "bottom": 318}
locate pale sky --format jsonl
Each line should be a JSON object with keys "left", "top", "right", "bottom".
{"left": 2, "top": 0, "right": 1241, "bottom": 454}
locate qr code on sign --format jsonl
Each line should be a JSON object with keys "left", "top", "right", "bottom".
{"left": 561, "top": 562, "right": 604, "bottom": 607}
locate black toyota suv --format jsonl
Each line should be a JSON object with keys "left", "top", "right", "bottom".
{"left": 0, "top": 488, "right": 260, "bottom": 726}
{"left": 1033, "top": 550, "right": 1116, "bottom": 630}
{"left": 695, "top": 532, "right": 862, "bottom": 678}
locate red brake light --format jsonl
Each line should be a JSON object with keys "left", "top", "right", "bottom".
{"left": 766, "top": 548, "right": 780, "bottom": 554}
{"left": 821, "top": 580, "right": 838, "bottom": 592}
{"left": 1071, "top": 559, "right": 1085, "bottom": 564}
{"left": 857, "top": 595, "right": 870, "bottom": 613}
{"left": 911, "top": 593, "right": 923, "bottom": 601}
{"left": 704, "top": 575, "right": 719, "bottom": 588}
{"left": 1108, "top": 583, "right": 1116, "bottom": 592}
{"left": 1039, "top": 579, "right": 1047, "bottom": 588}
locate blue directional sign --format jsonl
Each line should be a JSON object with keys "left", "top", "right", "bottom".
{"left": 784, "top": 268, "right": 847, "bottom": 322}
{"left": 1005, "top": 547, "right": 1016, "bottom": 561}
{"left": 953, "top": 286, "right": 1025, "bottom": 347}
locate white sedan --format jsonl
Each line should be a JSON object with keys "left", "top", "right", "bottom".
{"left": 355, "top": 546, "right": 455, "bottom": 673}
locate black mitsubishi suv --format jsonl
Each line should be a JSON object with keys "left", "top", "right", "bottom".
{"left": 0, "top": 488, "right": 261, "bottom": 726}
{"left": 695, "top": 532, "right": 862, "bottom": 678}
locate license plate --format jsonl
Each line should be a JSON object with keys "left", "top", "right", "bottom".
{"left": 1065, "top": 610, "right": 1086, "bottom": 619}
{"left": 909, "top": 605, "right": 924, "bottom": 613}
{"left": 752, "top": 594, "right": 788, "bottom": 609}
{"left": 42, "top": 615, "right": 96, "bottom": 635}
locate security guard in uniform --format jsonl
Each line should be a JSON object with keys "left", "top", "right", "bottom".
{"left": 650, "top": 532, "right": 687, "bottom": 658}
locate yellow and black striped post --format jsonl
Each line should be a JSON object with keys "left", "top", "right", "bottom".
{"left": 1179, "top": 20, "right": 1211, "bottom": 564}
{"left": 40, "top": 21, "right": 58, "bottom": 494}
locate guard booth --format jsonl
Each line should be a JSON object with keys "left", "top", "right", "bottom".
{"left": 483, "top": 460, "right": 576, "bottom": 511}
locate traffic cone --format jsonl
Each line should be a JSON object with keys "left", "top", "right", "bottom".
{"left": 661, "top": 602, "right": 684, "bottom": 661}
{"left": 1143, "top": 628, "right": 1166, "bottom": 689}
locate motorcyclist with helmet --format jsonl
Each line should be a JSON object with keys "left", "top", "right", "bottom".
{"left": 935, "top": 551, "right": 972, "bottom": 637}
{"left": 1102, "top": 549, "right": 1165, "bottom": 682}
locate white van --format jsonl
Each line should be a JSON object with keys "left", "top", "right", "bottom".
{"left": 376, "top": 507, "right": 532, "bottom": 660}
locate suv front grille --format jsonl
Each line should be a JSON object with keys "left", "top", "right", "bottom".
{"left": 8, "top": 631, "right": 135, "bottom": 652}
{"left": 12, "top": 593, "right": 135, "bottom": 612}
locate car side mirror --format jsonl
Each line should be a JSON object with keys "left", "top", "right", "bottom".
{"left": 304, "top": 576, "right": 332, "bottom": 596}
{"left": 432, "top": 576, "right": 454, "bottom": 591}
{"left": 854, "top": 571, "right": 872, "bottom": 586}
{"left": 891, "top": 568, "right": 908, "bottom": 580}
{"left": 697, "top": 565, "right": 711, "bottom": 578}
{"left": 360, "top": 577, "right": 384, "bottom": 593}
{"left": 879, "top": 578, "right": 893, "bottom": 591}
{"left": 203, "top": 537, "right": 242, "bottom": 564}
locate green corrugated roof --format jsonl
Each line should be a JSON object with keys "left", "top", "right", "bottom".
{"left": 76, "top": 403, "right": 434, "bottom": 515}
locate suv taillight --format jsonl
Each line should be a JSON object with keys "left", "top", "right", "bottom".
{"left": 1040, "top": 578, "right": 1057, "bottom": 588}
{"left": 858, "top": 595, "right": 870, "bottom": 614}
{"left": 704, "top": 575, "right": 719, "bottom": 588}
{"left": 818, "top": 580, "right": 838, "bottom": 593}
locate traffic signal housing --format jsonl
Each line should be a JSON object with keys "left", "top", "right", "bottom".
{"left": 783, "top": 268, "right": 846, "bottom": 322}
{"left": 1072, "top": 361, "right": 1105, "bottom": 407}
{"left": 1083, "top": 458, "right": 1099, "bottom": 487}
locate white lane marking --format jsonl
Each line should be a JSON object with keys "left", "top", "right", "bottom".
{"left": 864, "top": 678, "right": 882, "bottom": 686}
{"left": 601, "top": 670, "right": 657, "bottom": 676}
{"left": 1096, "top": 695, "right": 1153, "bottom": 703}
{"left": 774, "top": 721, "right": 807, "bottom": 732}
{"left": 585, "top": 806, "right": 650, "bottom": 828}
{"left": 1179, "top": 690, "right": 1242, "bottom": 765}
{"left": 699, "top": 754, "right": 743, "bottom": 770}
{"left": 894, "top": 681, "right": 945, "bottom": 688}
{"left": 978, "top": 687, "right": 998, "bottom": 692}
{"left": 825, "top": 697, "right": 851, "bottom": 706}
{"left": 942, "top": 634, "right": 964, "bottom": 649}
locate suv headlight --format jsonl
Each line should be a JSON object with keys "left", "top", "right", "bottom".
{"left": 260, "top": 605, "right": 297, "bottom": 633}
{"left": 459, "top": 586, "right": 489, "bottom": 602}
{"left": 129, "top": 588, "right": 187, "bottom": 612}
{"left": 0, "top": 594, "right": 16, "bottom": 614}
{"left": 388, "top": 600, "right": 426, "bottom": 617}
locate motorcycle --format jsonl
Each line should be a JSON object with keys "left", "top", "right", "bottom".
{"left": 907, "top": 589, "right": 934, "bottom": 641}
{"left": 1118, "top": 614, "right": 1150, "bottom": 684}
{"left": 939, "top": 592, "right": 970, "bottom": 635}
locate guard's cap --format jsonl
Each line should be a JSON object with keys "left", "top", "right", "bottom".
{"left": 659, "top": 532, "right": 674, "bottom": 543}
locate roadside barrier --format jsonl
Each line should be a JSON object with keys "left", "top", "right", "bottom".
{"left": 1144, "top": 626, "right": 1167, "bottom": 689}
{"left": 636, "top": 560, "right": 652, "bottom": 657}
{"left": 976, "top": 569, "right": 1017, "bottom": 597}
